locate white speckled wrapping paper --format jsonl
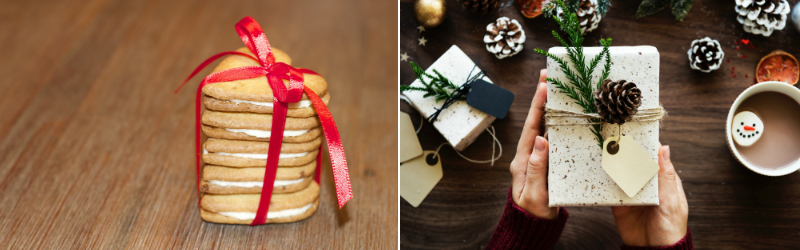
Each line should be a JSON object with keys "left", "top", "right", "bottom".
{"left": 404, "top": 45, "right": 496, "bottom": 151}
{"left": 547, "top": 46, "right": 660, "bottom": 206}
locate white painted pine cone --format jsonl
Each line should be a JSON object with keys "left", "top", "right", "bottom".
{"left": 687, "top": 37, "right": 724, "bottom": 73}
{"left": 735, "top": 0, "right": 791, "bottom": 37}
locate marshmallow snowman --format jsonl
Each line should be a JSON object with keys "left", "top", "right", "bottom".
{"left": 732, "top": 111, "right": 764, "bottom": 147}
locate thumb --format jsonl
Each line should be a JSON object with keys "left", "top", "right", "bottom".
{"left": 658, "top": 146, "right": 678, "bottom": 202}
{"left": 526, "top": 136, "right": 549, "bottom": 195}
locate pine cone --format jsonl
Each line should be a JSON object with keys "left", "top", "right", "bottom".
{"left": 736, "top": 0, "right": 791, "bottom": 37}
{"left": 687, "top": 37, "right": 724, "bottom": 73}
{"left": 593, "top": 79, "right": 642, "bottom": 125}
{"left": 484, "top": 17, "right": 526, "bottom": 59}
{"left": 463, "top": 0, "right": 499, "bottom": 15}
{"left": 556, "top": 0, "right": 602, "bottom": 34}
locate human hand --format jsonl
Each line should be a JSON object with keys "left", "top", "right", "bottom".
{"left": 509, "top": 69, "right": 558, "bottom": 219}
{"left": 611, "top": 145, "right": 689, "bottom": 247}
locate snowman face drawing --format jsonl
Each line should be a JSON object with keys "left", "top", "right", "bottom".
{"left": 732, "top": 111, "right": 763, "bottom": 147}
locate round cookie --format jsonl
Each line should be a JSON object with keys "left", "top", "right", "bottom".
{"left": 201, "top": 162, "right": 316, "bottom": 194}
{"left": 202, "top": 177, "right": 314, "bottom": 195}
{"left": 732, "top": 111, "right": 764, "bottom": 147}
{"left": 203, "top": 149, "right": 319, "bottom": 167}
{"left": 204, "top": 137, "right": 322, "bottom": 154}
{"left": 203, "top": 93, "right": 330, "bottom": 118}
{"left": 201, "top": 110, "right": 321, "bottom": 131}
{"left": 200, "top": 199, "right": 318, "bottom": 224}
{"left": 200, "top": 181, "right": 320, "bottom": 224}
{"left": 202, "top": 47, "right": 329, "bottom": 103}
{"left": 201, "top": 125, "right": 322, "bottom": 143}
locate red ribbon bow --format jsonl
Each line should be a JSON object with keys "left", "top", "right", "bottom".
{"left": 175, "top": 16, "right": 352, "bottom": 226}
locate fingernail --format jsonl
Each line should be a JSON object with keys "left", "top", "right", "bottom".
{"left": 534, "top": 136, "right": 545, "bottom": 152}
{"left": 663, "top": 145, "right": 670, "bottom": 161}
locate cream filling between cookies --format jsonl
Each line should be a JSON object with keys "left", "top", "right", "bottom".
{"left": 219, "top": 203, "right": 314, "bottom": 220}
{"left": 225, "top": 128, "right": 309, "bottom": 138}
{"left": 213, "top": 151, "right": 308, "bottom": 159}
{"left": 208, "top": 178, "right": 305, "bottom": 188}
{"left": 204, "top": 148, "right": 309, "bottom": 159}
{"left": 230, "top": 99, "right": 312, "bottom": 109}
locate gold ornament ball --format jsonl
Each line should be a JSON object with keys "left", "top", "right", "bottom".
{"left": 415, "top": 0, "right": 446, "bottom": 28}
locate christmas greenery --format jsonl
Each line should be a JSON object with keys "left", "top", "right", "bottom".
{"left": 636, "top": 0, "right": 693, "bottom": 21}
{"left": 400, "top": 61, "right": 465, "bottom": 102}
{"left": 543, "top": 0, "right": 613, "bottom": 17}
{"left": 535, "top": 0, "right": 611, "bottom": 148}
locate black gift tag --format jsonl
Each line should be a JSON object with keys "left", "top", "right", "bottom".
{"left": 466, "top": 79, "right": 515, "bottom": 119}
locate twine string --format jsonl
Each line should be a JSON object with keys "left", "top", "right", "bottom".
{"left": 544, "top": 105, "right": 667, "bottom": 126}
{"left": 432, "top": 126, "right": 502, "bottom": 166}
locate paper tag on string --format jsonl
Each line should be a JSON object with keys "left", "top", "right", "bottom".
{"left": 400, "top": 112, "right": 423, "bottom": 163}
{"left": 466, "top": 79, "right": 515, "bottom": 119}
{"left": 601, "top": 135, "right": 659, "bottom": 198}
{"left": 400, "top": 151, "right": 443, "bottom": 207}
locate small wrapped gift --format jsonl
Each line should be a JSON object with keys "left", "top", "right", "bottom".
{"left": 177, "top": 17, "right": 352, "bottom": 225}
{"left": 546, "top": 46, "right": 660, "bottom": 206}
{"left": 403, "top": 45, "right": 496, "bottom": 151}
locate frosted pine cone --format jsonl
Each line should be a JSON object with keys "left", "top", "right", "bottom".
{"left": 736, "top": 0, "right": 791, "bottom": 37}
{"left": 593, "top": 79, "right": 642, "bottom": 125}
{"left": 687, "top": 37, "right": 724, "bottom": 73}
{"left": 556, "top": 0, "right": 602, "bottom": 34}
{"left": 484, "top": 17, "right": 526, "bottom": 59}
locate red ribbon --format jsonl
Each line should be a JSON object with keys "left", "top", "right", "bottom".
{"left": 175, "top": 16, "right": 352, "bottom": 226}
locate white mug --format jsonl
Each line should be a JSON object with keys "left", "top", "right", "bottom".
{"left": 726, "top": 81, "right": 800, "bottom": 176}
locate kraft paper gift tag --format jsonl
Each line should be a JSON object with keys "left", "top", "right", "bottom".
{"left": 602, "top": 135, "right": 660, "bottom": 198}
{"left": 400, "top": 151, "right": 443, "bottom": 207}
{"left": 400, "top": 112, "right": 423, "bottom": 163}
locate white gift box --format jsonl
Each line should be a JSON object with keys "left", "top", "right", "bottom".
{"left": 547, "top": 46, "right": 660, "bottom": 206}
{"left": 404, "top": 45, "right": 495, "bottom": 151}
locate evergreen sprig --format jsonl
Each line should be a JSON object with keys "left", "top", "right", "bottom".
{"left": 636, "top": 0, "right": 693, "bottom": 21}
{"left": 535, "top": 0, "right": 612, "bottom": 148}
{"left": 543, "top": 0, "right": 613, "bottom": 18}
{"left": 400, "top": 61, "right": 465, "bottom": 102}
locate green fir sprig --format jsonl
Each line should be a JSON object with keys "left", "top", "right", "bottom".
{"left": 636, "top": 0, "right": 693, "bottom": 21}
{"left": 400, "top": 61, "right": 465, "bottom": 102}
{"left": 534, "top": 0, "right": 612, "bottom": 148}
{"left": 543, "top": 0, "right": 613, "bottom": 18}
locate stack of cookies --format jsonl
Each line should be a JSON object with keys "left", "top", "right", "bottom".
{"left": 198, "top": 47, "right": 330, "bottom": 224}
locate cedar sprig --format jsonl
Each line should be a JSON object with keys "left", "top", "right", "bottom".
{"left": 534, "top": 0, "right": 613, "bottom": 148}
{"left": 401, "top": 61, "right": 465, "bottom": 102}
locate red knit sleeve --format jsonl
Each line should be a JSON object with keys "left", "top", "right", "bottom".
{"left": 620, "top": 229, "right": 694, "bottom": 250}
{"left": 486, "top": 188, "right": 569, "bottom": 250}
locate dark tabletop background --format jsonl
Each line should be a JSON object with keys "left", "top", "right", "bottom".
{"left": 400, "top": 0, "right": 800, "bottom": 249}
{"left": 0, "top": 0, "right": 397, "bottom": 249}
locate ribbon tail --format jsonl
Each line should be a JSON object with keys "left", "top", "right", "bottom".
{"left": 304, "top": 87, "right": 353, "bottom": 209}
{"left": 250, "top": 100, "right": 288, "bottom": 226}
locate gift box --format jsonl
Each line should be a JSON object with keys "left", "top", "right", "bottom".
{"left": 546, "top": 46, "right": 660, "bottom": 206}
{"left": 403, "top": 45, "right": 496, "bottom": 151}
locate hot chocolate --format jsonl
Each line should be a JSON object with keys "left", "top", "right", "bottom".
{"left": 735, "top": 91, "right": 800, "bottom": 169}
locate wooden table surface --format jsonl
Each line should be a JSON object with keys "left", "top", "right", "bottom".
{"left": 400, "top": 0, "right": 800, "bottom": 249}
{"left": 0, "top": 0, "right": 397, "bottom": 249}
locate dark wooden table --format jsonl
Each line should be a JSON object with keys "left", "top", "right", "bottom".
{"left": 400, "top": 0, "right": 800, "bottom": 249}
{"left": 0, "top": 0, "right": 397, "bottom": 249}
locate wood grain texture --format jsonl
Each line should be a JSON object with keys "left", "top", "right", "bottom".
{"left": 0, "top": 0, "right": 397, "bottom": 249}
{"left": 400, "top": 0, "right": 800, "bottom": 249}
